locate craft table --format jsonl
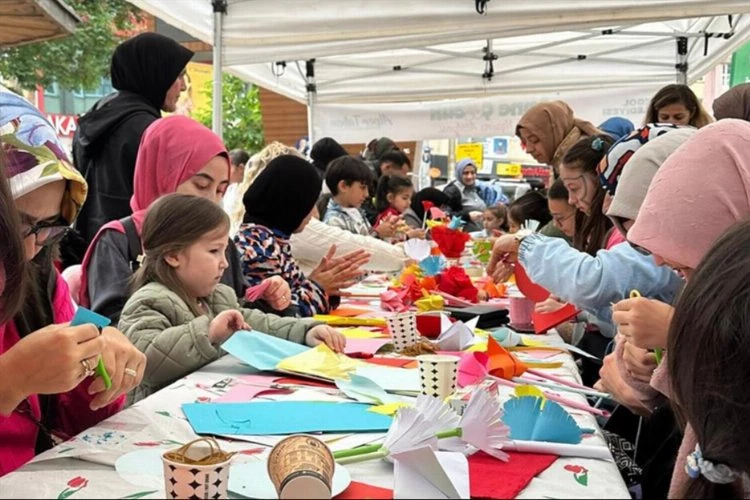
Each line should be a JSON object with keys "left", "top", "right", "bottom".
{"left": 0, "top": 317, "right": 630, "bottom": 499}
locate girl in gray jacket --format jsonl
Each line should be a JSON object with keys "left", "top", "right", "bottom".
{"left": 119, "top": 194, "right": 346, "bottom": 403}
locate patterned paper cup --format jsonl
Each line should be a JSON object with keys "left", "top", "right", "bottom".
{"left": 387, "top": 312, "right": 419, "bottom": 351}
{"left": 417, "top": 354, "right": 460, "bottom": 400}
{"left": 162, "top": 439, "right": 232, "bottom": 499}
{"left": 267, "top": 435, "right": 334, "bottom": 499}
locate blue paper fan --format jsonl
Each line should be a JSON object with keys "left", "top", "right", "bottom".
{"left": 420, "top": 255, "right": 445, "bottom": 277}
{"left": 502, "top": 396, "right": 582, "bottom": 444}
{"left": 448, "top": 216, "right": 465, "bottom": 230}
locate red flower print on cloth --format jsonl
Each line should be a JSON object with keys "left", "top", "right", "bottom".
{"left": 564, "top": 464, "right": 589, "bottom": 486}
{"left": 57, "top": 476, "right": 88, "bottom": 499}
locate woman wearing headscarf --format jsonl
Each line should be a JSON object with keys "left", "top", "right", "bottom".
{"left": 599, "top": 117, "right": 635, "bottom": 141}
{"left": 601, "top": 119, "right": 750, "bottom": 498}
{"left": 236, "top": 156, "right": 363, "bottom": 317}
{"left": 80, "top": 116, "right": 289, "bottom": 323}
{"left": 516, "top": 100, "right": 602, "bottom": 176}
{"left": 443, "top": 159, "right": 486, "bottom": 231}
{"left": 712, "top": 83, "right": 750, "bottom": 121}
{"left": 72, "top": 33, "right": 194, "bottom": 247}
{"left": 0, "top": 87, "right": 144, "bottom": 476}
{"left": 310, "top": 137, "right": 348, "bottom": 180}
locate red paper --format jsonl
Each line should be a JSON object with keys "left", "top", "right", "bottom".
{"left": 416, "top": 314, "right": 451, "bottom": 338}
{"left": 335, "top": 481, "right": 393, "bottom": 499}
{"left": 431, "top": 225, "right": 471, "bottom": 258}
{"left": 514, "top": 264, "right": 550, "bottom": 302}
{"left": 438, "top": 266, "right": 479, "bottom": 303}
{"left": 532, "top": 303, "right": 580, "bottom": 334}
{"left": 468, "top": 451, "right": 557, "bottom": 499}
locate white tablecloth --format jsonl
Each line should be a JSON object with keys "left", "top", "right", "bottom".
{"left": 0, "top": 330, "right": 630, "bottom": 499}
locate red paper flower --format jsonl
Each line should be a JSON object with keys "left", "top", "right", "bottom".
{"left": 421, "top": 200, "right": 435, "bottom": 212}
{"left": 438, "top": 266, "right": 479, "bottom": 303}
{"left": 67, "top": 477, "right": 88, "bottom": 489}
{"left": 431, "top": 225, "right": 470, "bottom": 258}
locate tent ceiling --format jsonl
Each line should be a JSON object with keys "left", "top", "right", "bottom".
{"left": 0, "top": 0, "right": 80, "bottom": 48}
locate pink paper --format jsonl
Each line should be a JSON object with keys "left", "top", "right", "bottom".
{"left": 215, "top": 374, "right": 291, "bottom": 403}
{"left": 457, "top": 352, "right": 489, "bottom": 387}
{"left": 520, "top": 350, "right": 559, "bottom": 360}
{"left": 245, "top": 280, "right": 272, "bottom": 302}
{"left": 344, "top": 338, "right": 391, "bottom": 355}
{"left": 380, "top": 289, "right": 410, "bottom": 312}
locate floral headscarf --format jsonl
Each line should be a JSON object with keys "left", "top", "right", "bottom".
{"left": 0, "top": 86, "right": 86, "bottom": 224}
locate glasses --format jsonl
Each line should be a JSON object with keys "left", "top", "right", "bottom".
{"left": 629, "top": 241, "right": 652, "bottom": 256}
{"left": 21, "top": 218, "right": 70, "bottom": 246}
{"left": 552, "top": 212, "right": 575, "bottom": 225}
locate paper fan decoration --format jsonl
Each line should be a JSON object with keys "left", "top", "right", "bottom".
{"left": 404, "top": 239, "right": 431, "bottom": 261}
{"left": 514, "top": 263, "right": 550, "bottom": 302}
{"left": 502, "top": 396, "right": 582, "bottom": 444}
{"left": 431, "top": 225, "right": 471, "bottom": 259}
{"left": 448, "top": 216, "right": 465, "bottom": 230}
{"left": 456, "top": 388, "right": 510, "bottom": 461}
{"left": 420, "top": 255, "right": 445, "bottom": 277}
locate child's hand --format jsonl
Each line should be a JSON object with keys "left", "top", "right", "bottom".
{"left": 535, "top": 297, "right": 565, "bottom": 314}
{"left": 406, "top": 228, "right": 426, "bottom": 239}
{"left": 375, "top": 215, "right": 400, "bottom": 238}
{"left": 208, "top": 310, "right": 250, "bottom": 345}
{"left": 305, "top": 325, "right": 347, "bottom": 353}
{"left": 261, "top": 276, "right": 292, "bottom": 311}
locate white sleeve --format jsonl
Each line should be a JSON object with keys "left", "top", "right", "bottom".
{"left": 290, "top": 218, "right": 407, "bottom": 273}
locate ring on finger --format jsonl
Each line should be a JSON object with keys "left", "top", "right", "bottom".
{"left": 124, "top": 367, "right": 138, "bottom": 378}
{"left": 80, "top": 358, "right": 95, "bottom": 378}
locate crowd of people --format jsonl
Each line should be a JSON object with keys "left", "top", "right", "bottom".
{"left": 1, "top": 31, "right": 750, "bottom": 499}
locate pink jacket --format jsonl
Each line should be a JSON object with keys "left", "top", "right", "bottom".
{"left": 0, "top": 273, "right": 124, "bottom": 477}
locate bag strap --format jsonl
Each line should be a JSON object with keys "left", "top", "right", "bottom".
{"left": 120, "top": 216, "right": 142, "bottom": 272}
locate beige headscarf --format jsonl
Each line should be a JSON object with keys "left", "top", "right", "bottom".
{"left": 516, "top": 101, "right": 602, "bottom": 171}
{"left": 712, "top": 83, "right": 750, "bottom": 122}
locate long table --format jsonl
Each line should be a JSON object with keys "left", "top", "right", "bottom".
{"left": 0, "top": 324, "right": 630, "bottom": 499}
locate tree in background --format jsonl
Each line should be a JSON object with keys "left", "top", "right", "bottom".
{"left": 196, "top": 72, "right": 264, "bottom": 152}
{"left": 0, "top": 0, "right": 139, "bottom": 91}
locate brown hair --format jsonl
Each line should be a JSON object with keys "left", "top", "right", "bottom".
{"left": 0, "top": 146, "right": 26, "bottom": 323}
{"left": 644, "top": 84, "right": 714, "bottom": 128}
{"left": 131, "top": 193, "right": 230, "bottom": 316}
{"left": 561, "top": 135, "right": 614, "bottom": 255}
{"left": 668, "top": 219, "right": 750, "bottom": 499}
{"left": 484, "top": 204, "right": 509, "bottom": 231}
{"left": 508, "top": 191, "right": 551, "bottom": 229}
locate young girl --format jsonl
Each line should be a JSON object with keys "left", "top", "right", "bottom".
{"left": 236, "top": 155, "right": 368, "bottom": 317}
{"left": 507, "top": 191, "right": 552, "bottom": 233}
{"left": 374, "top": 175, "right": 424, "bottom": 239}
{"left": 119, "top": 193, "right": 346, "bottom": 402}
{"left": 668, "top": 219, "right": 750, "bottom": 499}
{"left": 482, "top": 204, "right": 509, "bottom": 236}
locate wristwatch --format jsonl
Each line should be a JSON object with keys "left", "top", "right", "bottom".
{"left": 514, "top": 228, "right": 534, "bottom": 243}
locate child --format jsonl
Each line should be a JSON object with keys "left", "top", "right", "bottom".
{"left": 507, "top": 191, "right": 552, "bottom": 233}
{"left": 119, "top": 193, "right": 346, "bottom": 402}
{"left": 236, "top": 155, "right": 369, "bottom": 318}
{"left": 482, "top": 204, "right": 509, "bottom": 236}
{"left": 668, "top": 219, "right": 750, "bottom": 499}
{"left": 375, "top": 175, "right": 425, "bottom": 240}
{"left": 323, "top": 156, "right": 397, "bottom": 238}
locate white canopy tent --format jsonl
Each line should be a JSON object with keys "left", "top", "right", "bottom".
{"left": 130, "top": 0, "right": 750, "bottom": 141}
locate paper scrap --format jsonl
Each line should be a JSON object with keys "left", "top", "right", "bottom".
{"left": 336, "top": 374, "right": 402, "bottom": 405}
{"left": 393, "top": 446, "right": 470, "bottom": 499}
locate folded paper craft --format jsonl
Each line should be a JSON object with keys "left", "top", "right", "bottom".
{"left": 532, "top": 304, "right": 580, "bottom": 334}
{"left": 514, "top": 264, "right": 550, "bottom": 302}
{"left": 404, "top": 239, "right": 432, "bottom": 261}
{"left": 222, "top": 330, "right": 308, "bottom": 371}
{"left": 431, "top": 225, "right": 471, "bottom": 259}
{"left": 502, "top": 396, "right": 583, "bottom": 444}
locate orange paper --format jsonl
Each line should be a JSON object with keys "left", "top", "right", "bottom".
{"left": 486, "top": 336, "right": 528, "bottom": 379}
{"left": 330, "top": 307, "right": 372, "bottom": 318}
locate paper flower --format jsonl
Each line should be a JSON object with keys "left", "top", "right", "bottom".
{"left": 438, "top": 266, "right": 479, "bottom": 303}
{"left": 381, "top": 289, "right": 411, "bottom": 312}
{"left": 404, "top": 239, "right": 431, "bottom": 261}
{"left": 431, "top": 225, "right": 471, "bottom": 259}
{"left": 419, "top": 255, "right": 445, "bottom": 277}
{"left": 448, "top": 216, "right": 465, "bottom": 230}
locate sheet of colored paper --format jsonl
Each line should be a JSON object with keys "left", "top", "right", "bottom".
{"left": 331, "top": 307, "right": 373, "bottom": 317}
{"left": 363, "top": 357, "right": 417, "bottom": 369}
{"left": 277, "top": 345, "right": 362, "bottom": 381}
{"left": 335, "top": 481, "right": 393, "bottom": 499}
{"left": 182, "top": 401, "right": 393, "bottom": 435}
{"left": 314, "top": 315, "right": 387, "bottom": 327}
{"left": 354, "top": 365, "right": 421, "bottom": 393}
{"left": 222, "top": 330, "right": 308, "bottom": 371}
{"left": 341, "top": 328, "right": 385, "bottom": 339}
{"left": 214, "top": 375, "right": 291, "bottom": 403}
{"left": 344, "top": 338, "right": 391, "bottom": 356}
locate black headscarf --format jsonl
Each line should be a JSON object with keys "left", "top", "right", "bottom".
{"left": 411, "top": 187, "right": 454, "bottom": 221}
{"left": 110, "top": 33, "right": 194, "bottom": 110}
{"left": 242, "top": 155, "right": 322, "bottom": 236}
{"left": 310, "top": 137, "right": 348, "bottom": 178}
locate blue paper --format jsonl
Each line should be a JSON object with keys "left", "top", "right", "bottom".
{"left": 182, "top": 401, "right": 393, "bottom": 435}
{"left": 448, "top": 216, "right": 465, "bottom": 230}
{"left": 502, "top": 396, "right": 582, "bottom": 444}
{"left": 222, "top": 330, "right": 308, "bottom": 371}
{"left": 419, "top": 255, "right": 445, "bottom": 277}
{"left": 71, "top": 307, "right": 111, "bottom": 328}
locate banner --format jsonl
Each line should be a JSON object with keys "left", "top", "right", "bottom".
{"left": 312, "top": 85, "right": 660, "bottom": 143}
{"left": 175, "top": 62, "right": 213, "bottom": 119}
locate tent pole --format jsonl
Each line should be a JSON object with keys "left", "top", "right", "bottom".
{"left": 212, "top": 0, "right": 227, "bottom": 139}
{"left": 676, "top": 36, "right": 688, "bottom": 84}
{"left": 306, "top": 59, "right": 317, "bottom": 146}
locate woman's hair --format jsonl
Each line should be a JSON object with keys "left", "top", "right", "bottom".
{"left": 547, "top": 178, "right": 570, "bottom": 201}
{"left": 0, "top": 146, "right": 26, "bottom": 324}
{"left": 562, "top": 134, "right": 615, "bottom": 255}
{"left": 231, "top": 142, "right": 305, "bottom": 231}
{"left": 132, "top": 193, "right": 230, "bottom": 316}
{"left": 668, "top": 219, "right": 750, "bottom": 499}
{"left": 484, "top": 204, "right": 509, "bottom": 231}
{"left": 375, "top": 175, "right": 413, "bottom": 212}
{"left": 229, "top": 148, "right": 250, "bottom": 168}
{"left": 508, "top": 191, "right": 552, "bottom": 229}
{"left": 643, "top": 84, "right": 714, "bottom": 128}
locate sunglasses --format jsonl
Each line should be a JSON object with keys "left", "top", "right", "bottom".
{"left": 21, "top": 218, "right": 70, "bottom": 247}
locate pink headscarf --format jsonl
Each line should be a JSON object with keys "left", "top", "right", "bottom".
{"left": 628, "top": 119, "right": 750, "bottom": 270}
{"left": 130, "top": 115, "right": 229, "bottom": 231}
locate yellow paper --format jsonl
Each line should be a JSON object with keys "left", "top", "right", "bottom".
{"left": 341, "top": 328, "right": 384, "bottom": 339}
{"left": 368, "top": 402, "right": 410, "bottom": 416}
{"left": 425, "top": 219, "right": 447, "bottom": 229}
{"left": 415, "top": 294, "right": 444, "bottom": 312}
{"left": 277, "top": 345, "right": 362, "bottom": 381}
{"left": 521, "top": 337, "right": 548, "bottom": 347}
{"left": 474, "top": 328, "right": 490, "bottom": 338}
{"left": 467, "top": 341, "right": 488, "bottom": 352}
{"left": 514, "top": 385, "right": 546, "bottom": 399}
{"left": 313, "top": 315, "right": 387, "bottom": 327}
{"left": 524, "top": 361, "right": 564, "bottom": 369}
